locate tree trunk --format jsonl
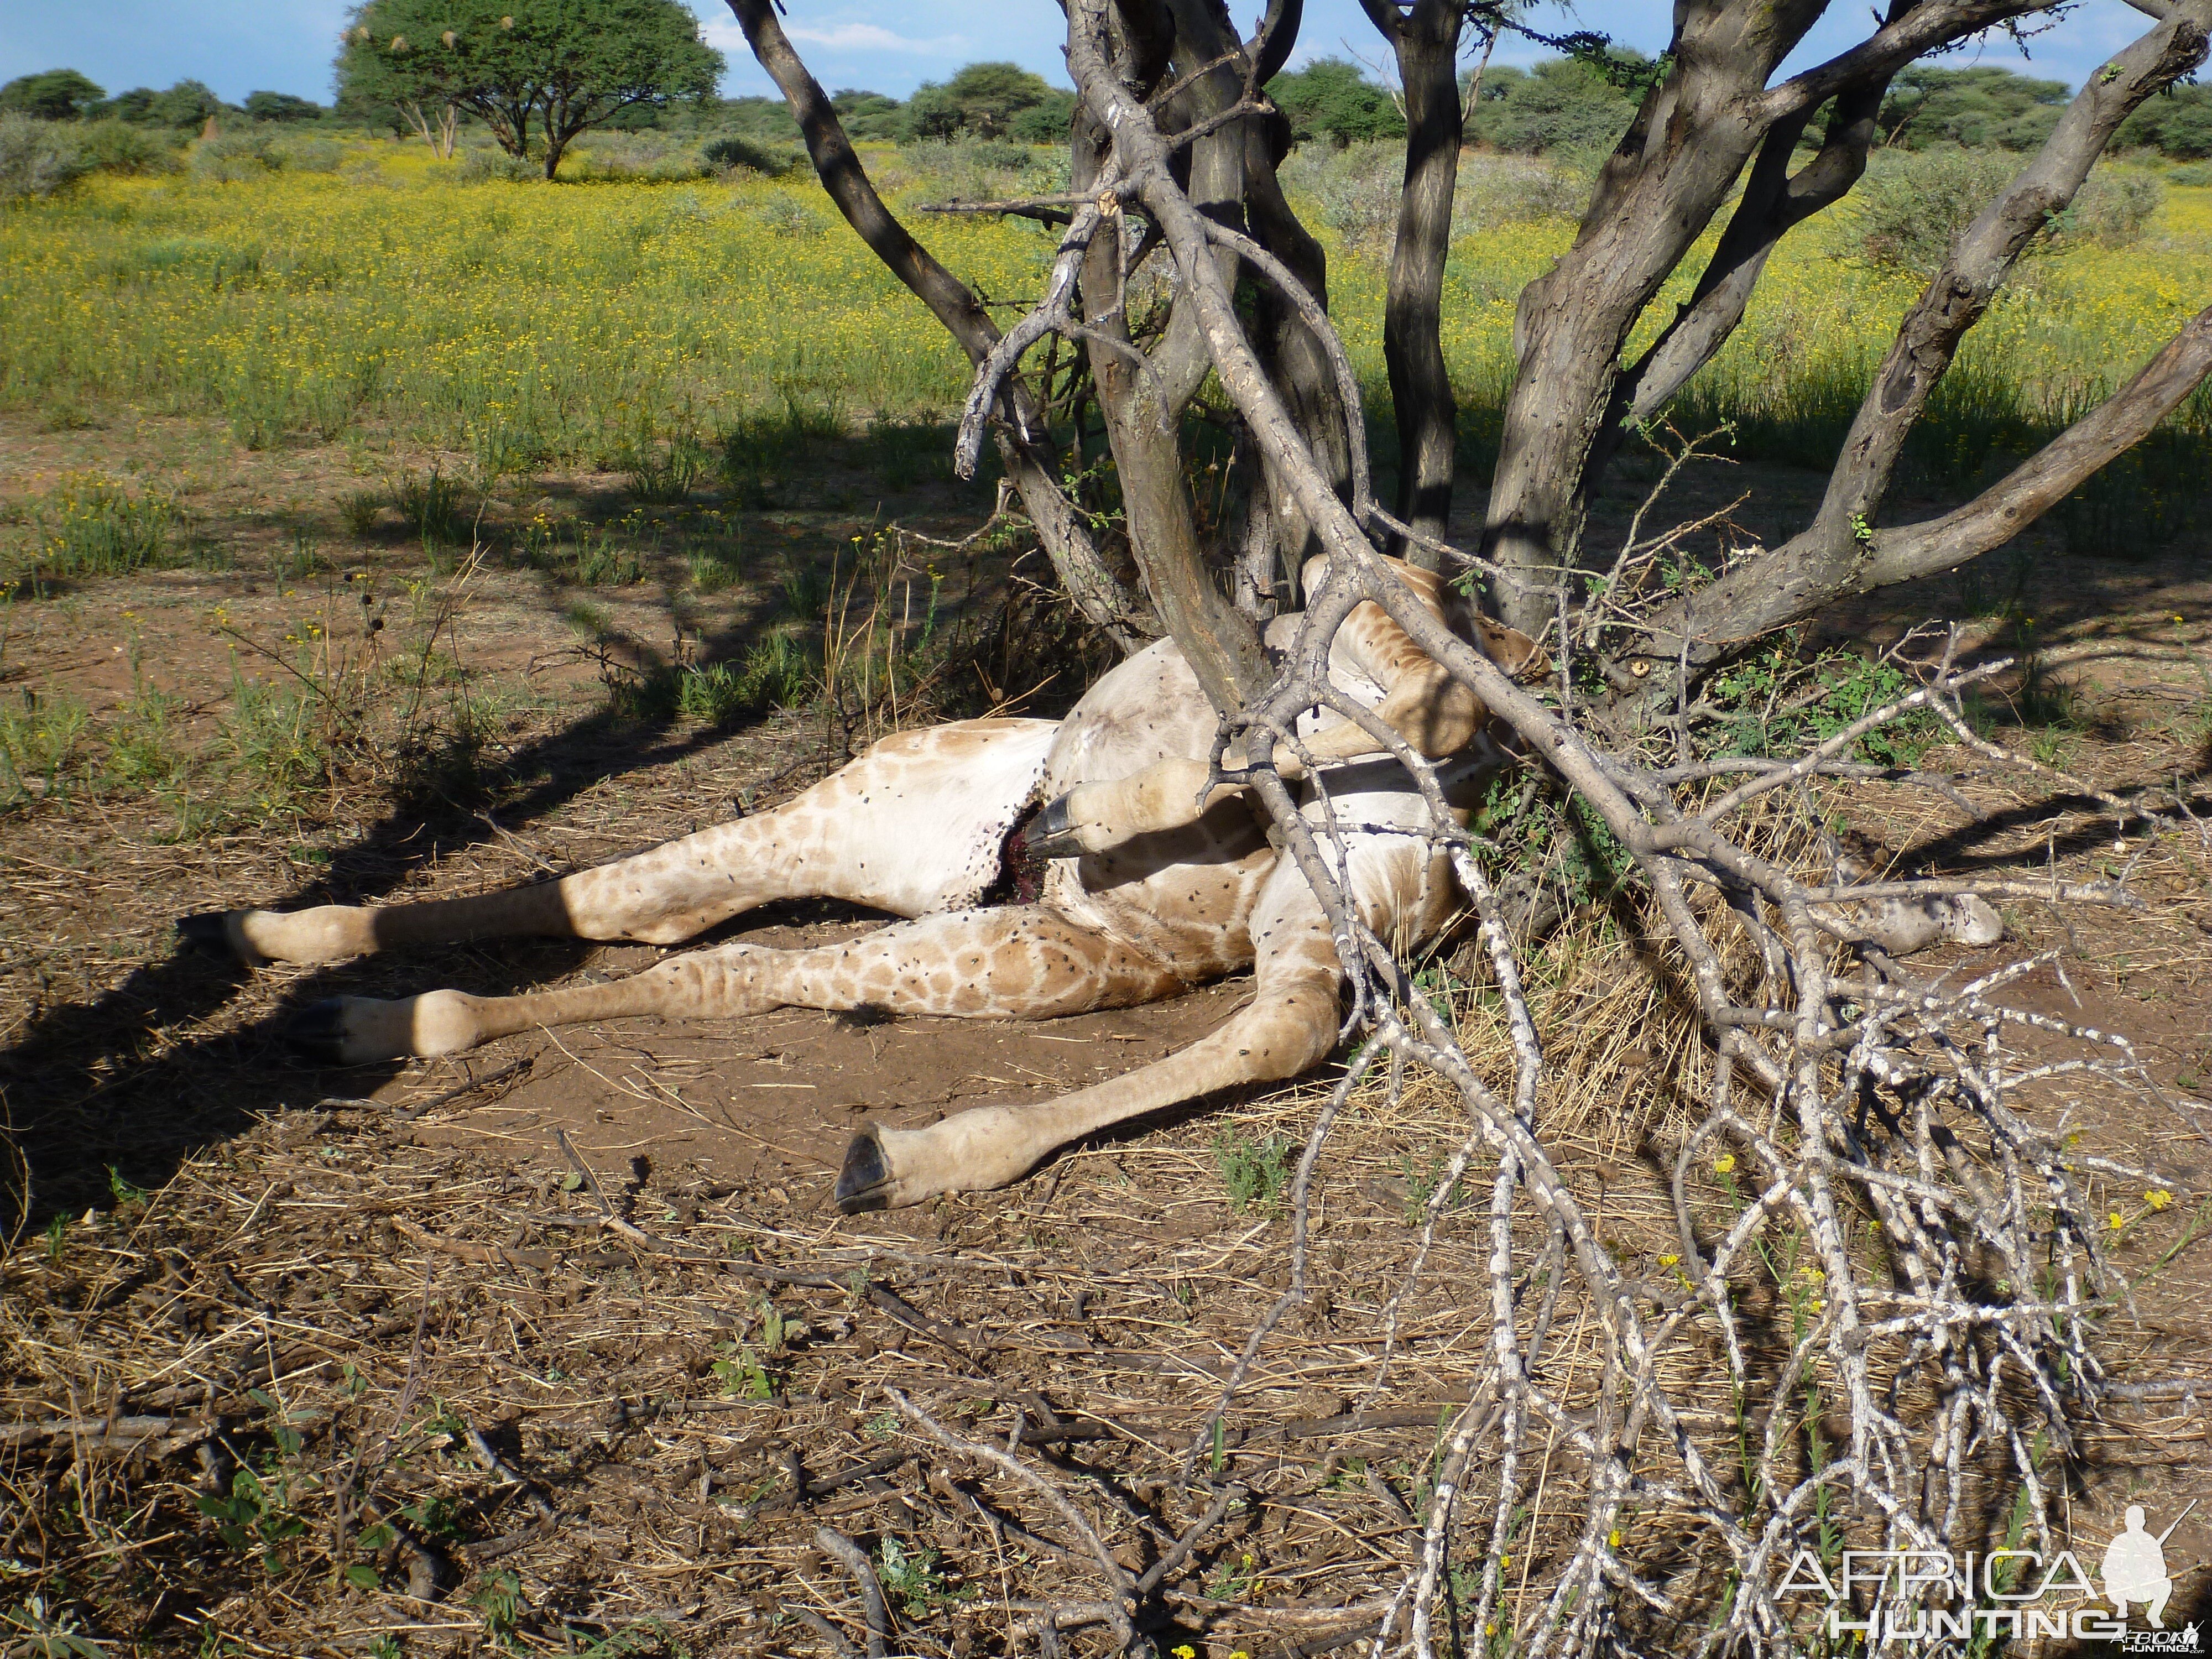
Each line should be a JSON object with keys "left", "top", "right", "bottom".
{"left": 1363, "top": 0, "right": 1463, "bottom": 568}
{"left": 731, "top": 0, "right": 1157, "bottom": 649}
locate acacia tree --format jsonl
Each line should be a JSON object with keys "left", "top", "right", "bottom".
{"left": 731, "top": 1, "right": 2208, "bottom": 1651}
{"left": 337, "top": 0, "right": 721, "bottom": 176}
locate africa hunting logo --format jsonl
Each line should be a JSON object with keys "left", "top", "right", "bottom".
{"left": 1778, "top": 1501, "right": 2197, "bottom": 1648}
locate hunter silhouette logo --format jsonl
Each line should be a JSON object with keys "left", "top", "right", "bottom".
{"left": 2104, "top": 1504, "right": 2183, "bottom": 1627}
{"left": 1776, "top": 1500, "right": 2199, "bottom": 1647}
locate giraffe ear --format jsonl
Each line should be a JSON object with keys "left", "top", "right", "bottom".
{"left": 1473, "top": 615, "right": 1551, "bottom": 682}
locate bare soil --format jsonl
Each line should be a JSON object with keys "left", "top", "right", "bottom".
{"left": 3, "top": 411, "right": 2211, "bottom": 1656}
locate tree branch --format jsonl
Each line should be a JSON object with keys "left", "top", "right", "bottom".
{"left": 726, "top": 0, "right": 1157, "bottom": 649}
{"left": 1631, "top": 1, "right": 2212, "bottom": 669}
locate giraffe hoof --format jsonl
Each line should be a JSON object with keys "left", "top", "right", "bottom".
{"left": 833, "top": 1129, "right": 894, "bottom": 1214}
{"left": 288, "top": 999, "right": 351, "bottom": 1066}
{"left": 1021, "top": 794, "right": 1084, "bottom": 860}
{"left": 178, "top": 911, "right": 261, "bottom": 964}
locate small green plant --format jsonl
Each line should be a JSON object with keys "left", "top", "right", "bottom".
{"left": 1399, "top": 1150, "right": 1463, "bottom": 1227}
{"left": 1, "top": 1594, "right": 109, "bottom": 1658}
{"left": 473, "top": 1570, "right": 526, "bottom": 1651}
{"left": 43, "top": 1212, "right": 68, "bottom": 1262}
{"left": 222, "top": 672, "right": 332, "bottom": 807}
{"left": 1213, "top": 1128, "right": 1293, "bottom": 1213}
{"left": 105, "top": 1166, "right": 148, "bottom": 1212}
{"left": 337, "top": 487, "right": 383, "bottom": 536}
{"left": 624, "top": 435, "right": 706, "bottom": 504}
{"left": 390, "top": 468, "right": 467, "bottom": 548}
{"left": 709, "top": 1341, "right": 774, "bottom": 1401}
{"left": 875, "top": 1537, "right": 961, "bottom": 1613}
{"left": 1, "top": 689, "right": 91, "bottom": 801}
{"left": 197, "top": 1466, "right": 309, "bottom": 1571}
{"left": 17, "top": 474, "right": 179, "bottom": 580}
{"left": 517, "top": 517, "right": 643, "bottom": 586}
{"left": 1203, "top": 1546, "right": 1261, "bottom": 1600}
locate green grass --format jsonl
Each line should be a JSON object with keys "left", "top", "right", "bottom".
{"left": 3, "top": 145, "right": 2204, "bottom": 551}
{"left": 7, "top": 473, "right": 181, "bottom": 582}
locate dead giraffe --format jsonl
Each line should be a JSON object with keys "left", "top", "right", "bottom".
{"left": 184, "top": 559, "right": 1542, "bottom": 1208}
{"left": 181, "top": 554, "right": 2004, "bottom": 1208}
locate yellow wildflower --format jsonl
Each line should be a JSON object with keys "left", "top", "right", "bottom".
{"left": 1712, "top": 1154, "right": 1736, "bottom": 1176}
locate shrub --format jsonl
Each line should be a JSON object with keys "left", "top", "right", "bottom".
{"left": 702, "top": 133, "right": 796, "bottom": 176}
{"left": 893, "top": 137, "right": 1065, "bottom": 203}
{"left": 564, "top": 131, "right": 711, "bottom": 181}
{"left": 1268, "top": 59, "right": 1404, "bottom": 148}
{"left": 274, "top": 135, "right": 345, "bottom": 174}
{"left": 191, "top": 129, "right": 283, "bottom": 181}
{"left": 1454, "top": 152, "right": 1589, "bottom": 231}
{"left": 0, "top": 112, "right": 90, "bottom": 201}
{"left": 74, "top": 118, "right": 175, "bottom": 175}
{"left": 756, "top": 194, "right": 827, "bottom": 237}
{"left": 2054, "top": 168, "right": 2162, "bottom": 248}
{"left": 1472, "top": 55, "right": 1643, "bottom": 159}
{"left": 1857, "top": 147, "right": 2164, "bottom": 274}
{"left": 1279, "top": 139, "right": 1400, "bottom": 247}
{"left": 17, "top": 474, "right": 180, "bottom": 578}
{"left": 455, "top": 145, "right": 539, "bottom": 182}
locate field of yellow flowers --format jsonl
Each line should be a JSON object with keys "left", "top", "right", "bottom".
{"left": 1, "top": 138, "right": 2205, "bottom": 476}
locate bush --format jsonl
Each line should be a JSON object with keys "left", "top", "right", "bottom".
{"left": 1472, "top": 56, "right": 1642, "bottom": 159}
{"left": 191, "top": 129, "right": 283, "bottom": 181}
{"left": 74, "top": 118, "right": 174, "bottom": 175}
{"left": 2056, "top": 168, "right": 2163, "bottom": 248}
{"left": 1268, "top": 59, "right": 1404, "bottom": 149}
{"left": 702, "top": 133, "right": 796, "bottom": 176}
{"left": 1278, "top": 140, "right": 1400, "bottom": 247}
{"left": 757, "top": 195, "right": 827, "bottom": 237}
{"left": 455, "top": 145, "right": 539, "bottom": 182}
{"left": 2115, "top": 82, "right": 2212, "bottom": 161}
{"left": 1, "top": 69, "right": 105, "bottom": 121}
{"left": 1857, "top": 147, "right": 2164, "bottom": 275}
{"left": 1454, "top": 152, "right": 1589, "bottom": 231}
{"left": 0, "top": 113, "right": 90, "bottom": 201}
{"left": 275, "top": 135, "right": 345, "bottom": 173}
{"left": 565, "top": 131, "right": 710, "bottom": 181}
{"left": 893, "top": 137, "right": 1066, "bottom": 203}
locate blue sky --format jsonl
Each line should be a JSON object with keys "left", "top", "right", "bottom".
{"left": 0, "top": 1, "right": 2144, "bottom": 107}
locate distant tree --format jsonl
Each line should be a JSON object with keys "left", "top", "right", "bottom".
{"left": 1471, "top": 53, "right": 1642, "bottom": 155}
{"left": 1267, "top": 58, "right": 1405, "bottom": 148}
{"left": 831, "top": 87, "right": 907, "bottom": 141}
{"left": 102, "top": 87, "right": 159, "bottom": 123}
{"left": 713, "top": 93, "right": 802, "bottom": 147}
{"left": 905, "top": 61, "right": 1058, "bottom": 140}
{"left": 2119, "top": 80, "right": 2212, "bottom": 158}
{"left": 336, "top": 0, "right": 723, "bottom": 178}
{"left": 148, "top": 80, "right": 225, "bottom": 129}
{"left": 244, "top": 91, "right": 324, "bottom": 123}
{"left": 0, "top": 70, "right": 106, "bottom": 121}
{"left": 1008, "top": 87, "right": 1076, "bottom": 143}
{"left": 1879, "top": 65, "right": 2069, "bottom": 150}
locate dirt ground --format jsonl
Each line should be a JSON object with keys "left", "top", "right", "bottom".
{"left": 3, "top": 410, "right": 2211, "bottom": 1656}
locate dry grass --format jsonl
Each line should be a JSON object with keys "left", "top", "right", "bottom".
{"left": 4, "top": 717, "right": 2209, "bottom": 1655}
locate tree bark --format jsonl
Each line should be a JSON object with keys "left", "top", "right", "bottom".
{"left": 1479, "top": 1, "right": 2053, "bottom": 634}
{"left": 727, "top": 0, "right": 1157, "bottom": 649}
{"left": 1071, "top": 10, "right": 1272, "bottom": 712}
{"left": 1360, "top": 0, "right": 1462, "bottom": 567}
{"left": 1631, "top": 0, "right": 2211, "bottom": 671}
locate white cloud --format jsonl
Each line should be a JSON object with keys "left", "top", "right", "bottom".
{"left": 785, "top": 23, "right": 967, "bottom": 55}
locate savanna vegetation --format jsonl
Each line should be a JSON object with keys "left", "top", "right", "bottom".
{"left": 3, "top": 6, "right": 2212, "bottom": 1657}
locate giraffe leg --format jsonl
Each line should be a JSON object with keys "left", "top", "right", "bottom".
{"left": 291, "top": 904, "right": 1184, "bottom": 1064}
{"left": 182, "top": 719, "right": 1057, "bottom": 966}
{"left": 835, "top": 856, "right": 1347, "bottom": 1210}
